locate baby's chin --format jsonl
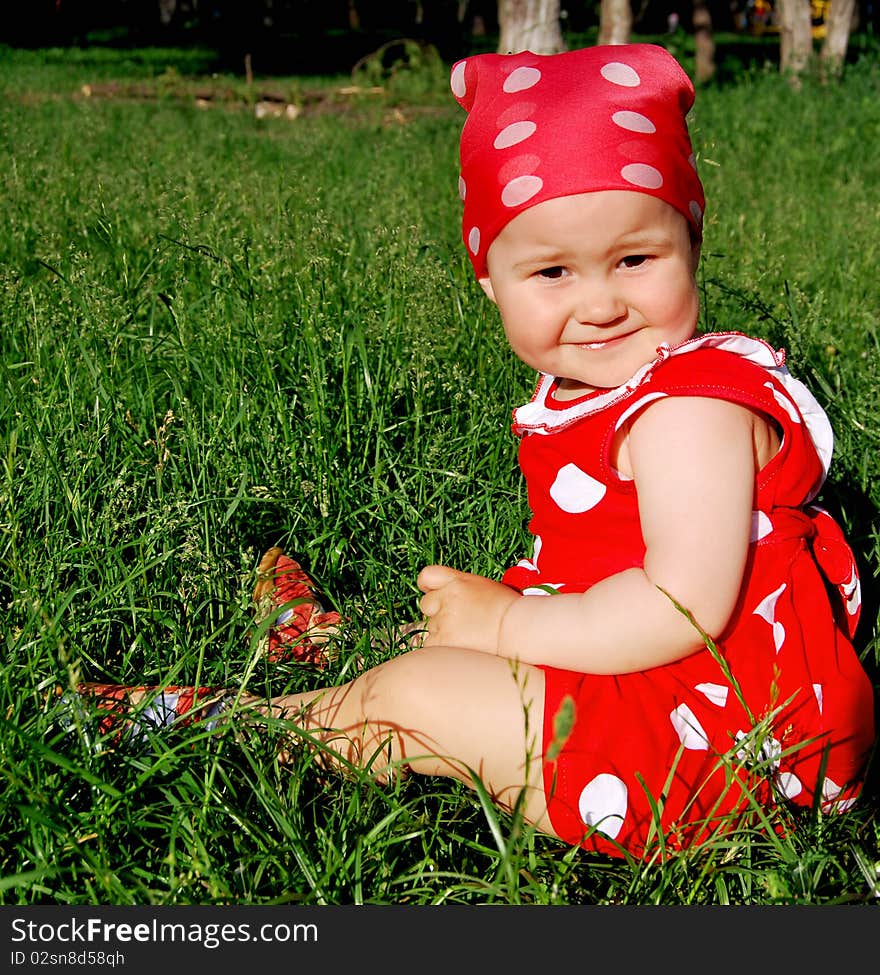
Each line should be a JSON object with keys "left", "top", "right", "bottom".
{"left": 560, "top": 366, "right": 643, "bottom": 393}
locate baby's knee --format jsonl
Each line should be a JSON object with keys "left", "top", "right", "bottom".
{"left": 358, "top": 648, "right": 436, "bottom": 722}
{"left": 337, "top": 659, "right": 425, "bottom": 782}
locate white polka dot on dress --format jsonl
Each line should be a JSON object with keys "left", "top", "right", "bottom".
{"left": 669, "top": 702, "right": 710, "bottom": 750}
{"left": 531, "top": 535, "right": 542, "bottom": 566}
{"left": 775, "top": 770, "right": 803, "bottom": 799}
{"left": 829, "top": 796, "right": 858, "bottom": 813}
{"left": 695, "top": 682, "right": 729, "bottom": 708}
{"left": 820, "top": 776, "right": 855, "bottom": 813}
{"left": 578, "top": 773, "right": 628, "bottom": 839}
{"left": 522, "top": 583, "right": 563, "bottom": 595}
{"left": 467, "top": 226, "right": 481, "bottom": 255}
{"left": 842, "top": 565, "right": 861, "bottom": 616}
{"left": 549, "top": 463, "right": 607, "bottom": 513}
{"left": 772, "top": 621, "right": 785, "bottom": 651}
{"left": 754, "top": 583, "right": 786, "bottom": 622}
{"left": 753, "top": 582, "right": 787, "bottom": 652}
{"left": 822, "top": 777, "right": 842, "bottom": 801}
{"left": 513, "top": 535, "right": 542, "bottom": 573}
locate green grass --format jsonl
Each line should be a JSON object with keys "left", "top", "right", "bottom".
{"left": 1, "top": 42, "right": 878, "bottom": 905}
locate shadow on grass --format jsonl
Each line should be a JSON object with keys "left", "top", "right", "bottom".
{"left": 821, "top": 477, "right": 880, "bottom": 807}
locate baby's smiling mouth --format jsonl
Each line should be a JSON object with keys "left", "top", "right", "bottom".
{"left": 576, "top": 331, "right": 635, "bottom": 351}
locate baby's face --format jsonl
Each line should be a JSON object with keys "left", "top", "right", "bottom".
{"left": 479, "top": 191, "right": 700, "bottom": 395}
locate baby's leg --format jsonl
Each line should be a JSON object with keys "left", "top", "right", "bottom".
{"left": 65, "top": 553, "right": 556, "bottom": 836}
{"left": 265, "top": 645, "right": 556, "bottom": 838}
{"left": 65, "top": 650, "right": 555, "bottom": 837}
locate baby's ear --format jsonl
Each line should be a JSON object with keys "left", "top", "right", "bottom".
{"left": 478, "top": 276, "right": 496, "bottom": 303}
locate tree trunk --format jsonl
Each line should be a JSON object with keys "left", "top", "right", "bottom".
{"left": 777, "top": 0, "right": 814, "bottom": 81}
{"left": 158, "top": 0, "right": 177, "bottom": 27}
{"left": 692, "top": 0, "right": 716, "bottom": 83}
{"left": 820, "top": 0, "right": 856, "bottom": 78}
{"left": 598, "top": 0, "right": 632, "bottom": 45}
{"left": 497, "top": 0, "right": 565, "bottom": 54}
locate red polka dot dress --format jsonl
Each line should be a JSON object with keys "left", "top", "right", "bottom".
{"left": 501, "top": 332, "right": 875, "bottom": 857}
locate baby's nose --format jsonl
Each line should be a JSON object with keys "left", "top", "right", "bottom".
{"left": 573, "top": 282, "right": 626, "bottom": 325}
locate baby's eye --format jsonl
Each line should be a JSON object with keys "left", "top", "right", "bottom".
{"left": 620, "top": 254, "right": 649, "bottom": 269}
{"left": 537, "top": 266, "right": 566, "bottom": 279}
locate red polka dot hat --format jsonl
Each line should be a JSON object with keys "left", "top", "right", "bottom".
{"left": 450, "top": 43, "right": 705, "bottom": 278}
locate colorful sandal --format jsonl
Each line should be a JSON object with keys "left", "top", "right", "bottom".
{"left": 251, "top": 547, "right": 342, "bottom": 668}
{"left": 62, "top": 682, "right": 229, "bottom": 746}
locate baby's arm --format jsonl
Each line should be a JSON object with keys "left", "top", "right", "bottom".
{"left": 418, "top": 395, "right": 757, "bottom": 674}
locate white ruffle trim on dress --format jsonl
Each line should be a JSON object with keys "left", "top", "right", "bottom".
{"left": 511, "top": 331, "right": 833, "bottom": 494}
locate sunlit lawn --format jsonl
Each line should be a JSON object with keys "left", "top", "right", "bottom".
{"left": 1, "top": 40, "right": 878, "bottom": 904}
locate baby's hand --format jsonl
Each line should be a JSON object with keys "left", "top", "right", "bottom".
{"left": 416, "top": 565, "right": 519, "bottom": 654}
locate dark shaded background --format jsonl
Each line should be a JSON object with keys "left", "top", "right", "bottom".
{"left": 8, "top": 0, "right": 878, "bottom": 77}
